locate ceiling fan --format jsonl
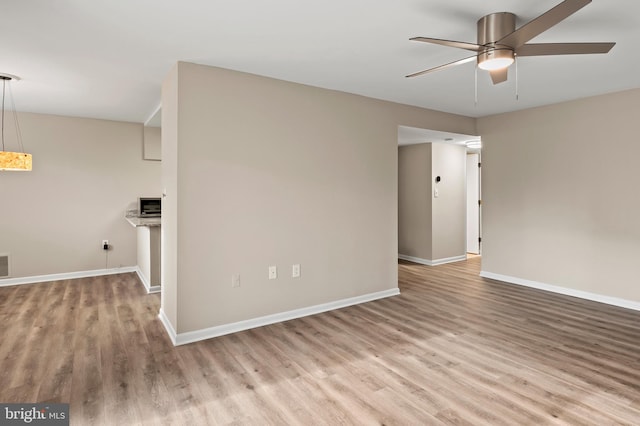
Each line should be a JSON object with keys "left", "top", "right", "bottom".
{"left": 406, "top": 0, "right": 615, "bottom": 84}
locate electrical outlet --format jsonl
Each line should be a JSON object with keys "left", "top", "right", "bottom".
{"left": 232, "top": 274, "right": 240, "bottom": 288}
{"left": 268, "top": 266, "right": 277, "bottom": 280}
{"left": 292, "top": 264, "right": 300, "bottom": 278}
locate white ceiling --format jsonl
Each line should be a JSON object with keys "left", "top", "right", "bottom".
{"left": 3, "top": 0, "right": 639, "bottom": 124}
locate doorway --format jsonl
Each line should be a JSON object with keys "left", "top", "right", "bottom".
{"left": 466, "top": 152, "right": 481, "bottom": 255}
{"left": 398, "top": 126, "right": 482, "bottom": 264}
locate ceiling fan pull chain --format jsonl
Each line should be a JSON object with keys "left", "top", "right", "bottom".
{"left": 474, "top": 65, "right": 478, "bottom": 107}
{"left": 515, "top": 56, "right": 519, "bottom": 101}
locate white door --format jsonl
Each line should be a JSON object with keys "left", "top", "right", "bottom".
{"left": 466, "top": 153, "right": 480, "bottom": 254}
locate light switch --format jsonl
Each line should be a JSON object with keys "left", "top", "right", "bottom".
{"left": 232, "top": 274, "right": 240, "bottom": 288}
{"left": 434, "top": 188, "right": 439, "bottom": 198}
{"left": 292, "top": 264, "right": 300, "bottom": 278}
{"left": 268, "top": 266, "right": 277, "bottom": 280}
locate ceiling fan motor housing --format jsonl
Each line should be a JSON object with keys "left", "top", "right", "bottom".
{"left": 477, "top": 12, "right": 516, "bottom": 66}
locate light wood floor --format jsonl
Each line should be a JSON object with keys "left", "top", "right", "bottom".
{"left": 1, "top": 257, "right": 639, "bottom": 425}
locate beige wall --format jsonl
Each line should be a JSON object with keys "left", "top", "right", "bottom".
{"left": 398, "top": 144, "right": 432, "bottom": 260}
{"left": 164, "top": 61, "right": 476, "bottom": 334}
{"left": 143, "top": 126, "right": 161, "bottom": 160}
{"left": 431, "top": 143, "right": 466, "bottom": 260}
{"left": 398, "top": 143, "right": 466, "bottom": 262}
{"left": 0, "top": 112, "right": 161, "bottom": 279}
{"left": 478, "top": 89, "right": 640, "bottom": 302}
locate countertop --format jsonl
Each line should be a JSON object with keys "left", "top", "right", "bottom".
{"left": 126, "top": 216, "right": 161, "bottom": 227}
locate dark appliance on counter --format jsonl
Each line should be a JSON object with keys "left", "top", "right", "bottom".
{"left": 139, "top": 197, "right": 161, "bottom": 217}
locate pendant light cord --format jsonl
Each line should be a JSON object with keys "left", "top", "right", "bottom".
{"left": 9, "top": 82, "right": 24, "bottom": 152}
{"left": 0, "top": 77, "right": 25, "bottom": 153}
{"left": 1, "top": 78, "right": 5, "bottom": 152}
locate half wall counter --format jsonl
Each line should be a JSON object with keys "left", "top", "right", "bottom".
{"left": 126, "top": 215, "right": 161, "bottom": 293}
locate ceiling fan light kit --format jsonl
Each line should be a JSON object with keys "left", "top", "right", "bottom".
{"left": 407, "top": 0, "right": 615, "bottom": 86}
{"left": 477, "top": 49, "right": 514, "bottom": 71}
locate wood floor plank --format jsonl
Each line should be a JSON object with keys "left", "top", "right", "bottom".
{"left": 1, "top": 259, "right": 640, "bottom": 425}
{"left": 69, "top": 280, "right": 105, "bottom": 425}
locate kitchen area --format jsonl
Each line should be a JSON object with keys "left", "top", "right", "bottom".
{"left": 126, "top": 109, "right": 162, "bottom": 293}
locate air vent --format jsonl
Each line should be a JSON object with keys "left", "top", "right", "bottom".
{"left": 0, "top": 254, "right": 9, "bottom": 278}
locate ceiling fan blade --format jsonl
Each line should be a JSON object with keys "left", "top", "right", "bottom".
{"left": 490, "top": 68, "right": 508, "bottom": 85}
{"left": 498, "top": 0, "right": 591, "bottom": 48}
{"left": 516, "top": 42, "right": 615, "bottom": 56}
{"left": 406, "top": 54, "right": 478, "bottom": 78}
{"left": 410, "top": 37, "right": 482, "bottom": 52}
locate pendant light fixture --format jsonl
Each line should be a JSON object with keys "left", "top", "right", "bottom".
{"left": 0, "top": 74, "right": 32, "bottom": 171}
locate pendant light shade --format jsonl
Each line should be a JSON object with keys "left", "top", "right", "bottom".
{"left": 0, "top": 151, "right": 32, "bottom": 171}
{"left": 0, "top": 74, "right": 32, "bottom": 171}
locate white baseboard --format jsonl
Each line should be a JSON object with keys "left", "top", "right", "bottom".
{"left": 158, "top": 308, "right": 177, "bottom": 346}
{"left": 167, "top": 288, "right": 400, "bottom": 346}
{"left": 135, "top": 267, "right": 161, "bottom": 294}
{"left": 480, "top": 271, "right": 640, "bottom": 312}
{"left": 398, "top": 254, "right": 467, "bottom": 266}
{"left": 0, "top": 266, "right": 138, "bottom": 287}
